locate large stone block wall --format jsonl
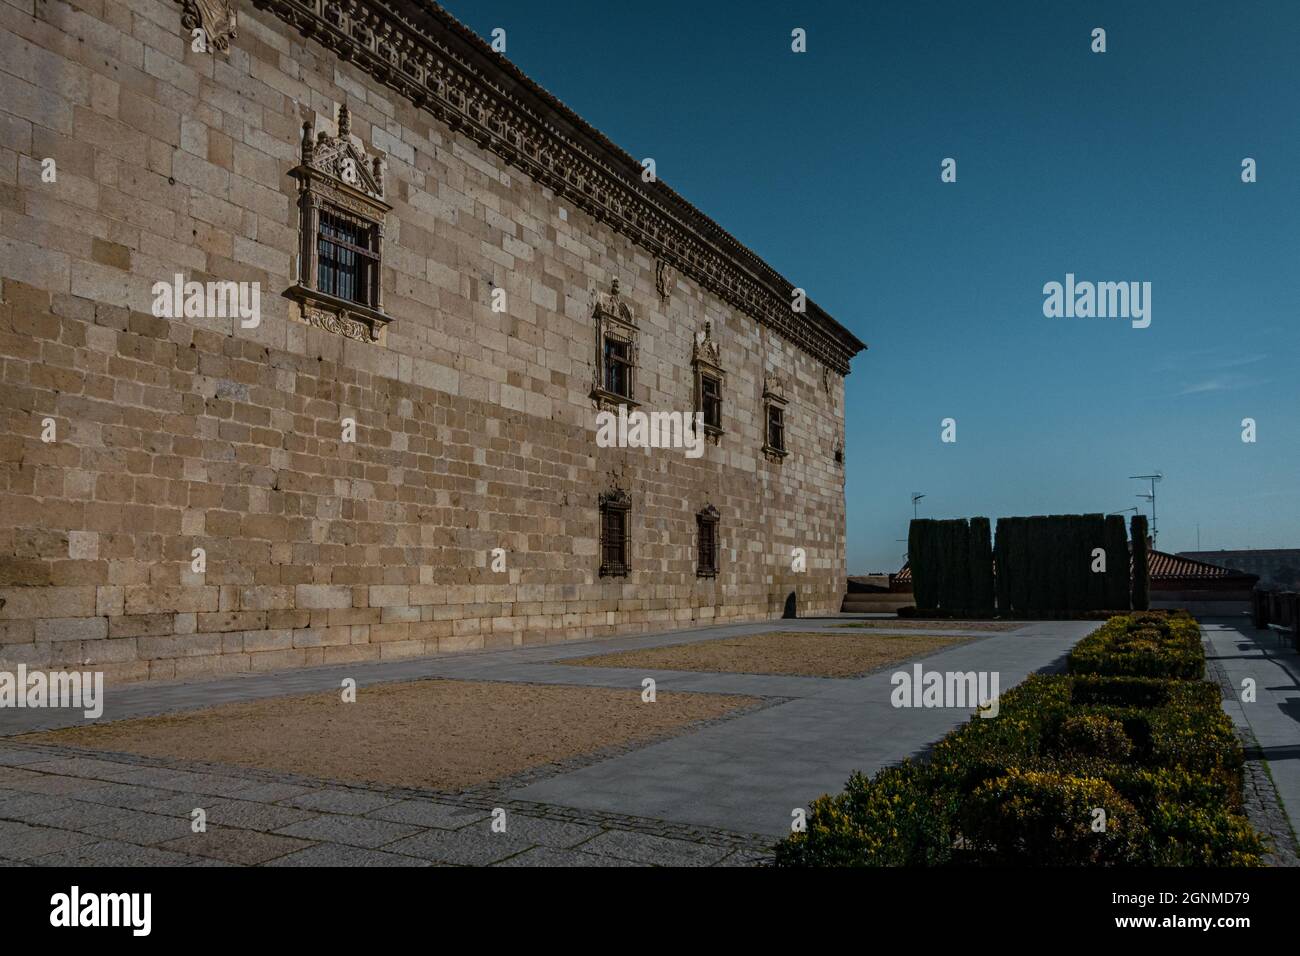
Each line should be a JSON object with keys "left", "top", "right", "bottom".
{"left": 0, "top": 0, "right": 851, "bottom": 682}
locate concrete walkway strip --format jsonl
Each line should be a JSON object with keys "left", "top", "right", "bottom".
{"left": 1201, "top": 618, "right": 1300, "bottom": 857}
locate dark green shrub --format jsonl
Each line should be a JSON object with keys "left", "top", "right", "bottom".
{"left": 969, "top": 516, "right": 994, "bottom": 615}
{"left": 1147, "top": 803, "right": 1266, "bottom": 866}
{"left": 1070, "top": 675, "right": 1172, "bottom": 708}
{"left": 1107, "top": 766, "right": 1239, "bottom": 818}
{"left": 908, "top": 519, "right": 937, "bottom": 610}
{"left": 991, "top": 513, "right": 1111, "bottom": 614}
{"left": 773, "top": 762, "right": 955, "bottom": 867}
{"left": 994, "top": 517, "right": 1011, "bottom": 613}
{"left": 1068, "top": 613, "right": 1204, "bottom": 679}
{"left": 1052, "top": 714, "right": 1134, "bottom": 761}
{"left": 960, "top": 769, "right": 1148, "bottom": 865}
{"left": 1103, "top": 514, "right": 1130, "bottom": 610}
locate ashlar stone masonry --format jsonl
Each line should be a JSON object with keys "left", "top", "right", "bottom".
{"left": 0, "top": 0, "right": 866, "bottom": 682}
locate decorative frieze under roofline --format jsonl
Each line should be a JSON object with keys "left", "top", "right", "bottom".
{"left": 237, "top": 0, "right": 866, "bottom": 374}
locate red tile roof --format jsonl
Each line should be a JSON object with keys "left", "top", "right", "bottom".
{"left": 1143, "top": 550, "right": 1255, "bottom": 581}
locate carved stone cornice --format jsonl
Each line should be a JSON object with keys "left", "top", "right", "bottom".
{"left": 241, "top": 0, "right": 866, "bottom": 374}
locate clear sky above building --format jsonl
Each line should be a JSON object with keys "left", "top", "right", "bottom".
{"left": 443, "top": 0, "right": 1300, "bottom": 572}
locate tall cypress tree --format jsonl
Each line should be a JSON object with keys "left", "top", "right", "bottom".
{"left": 951, "top": 519, "right": 972, "bottom": 612}
{"left": 1010, "top": 517, "right": 1028, "bottom": 613}
{"left": 1085, "top": 513, "right": 1107, "bottom": 610}
{"left": 994, "top": 518, "right": 1009, "bottom": 614}
{"left": 1131, "top": 514, "right": 1150, "bottom": 611}
{"left": 909, "top": 519, "right": 940, "bottom": 610}
{"left": 1062, "top": 514, "right": 1081, "bottom": 612}
{"left": 970, "top": 516, "right": 994, "bottom": 615}
{"left": 1104, "top": 514, "right": 1128, "bottom": 609}
{"left": 908, "top": 519, "right": 925, "bottom": 609}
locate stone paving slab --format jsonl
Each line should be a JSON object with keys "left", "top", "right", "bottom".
{"left": 28, "top": 800, "right": 158, "bottom": 831}
{"left": 492, "top": 846, "right": 640, "bottom": 867}
{"left": 577, "top": 830, "right": 732, "bottom": 866}
{"left": 380, "top": 827, "right": 537, "bottom": 865}
{"left": 285, "top": 788, "right": 402, "bottom": 815}
{"left": 273, "top": 814, "right": 424, "bottom": 849}
{"left": 63, "top": 806, "right": 194, "bottom": 845}
{"left": 0, "top": 749, "right": 56, "bottom": 766}
{"left": 1, "top": 772, "right": 113, "bottom": 798}
{"left": 28, "top": 839, "right": 202, "bottom": 867}
{"left": 365, "top": 799, "right": 490, "bottom": 830}
{"left": 159, "top": 827, "right": 315, "bottom": 865}
{"left": 488, "top": 814, "right": 604, "bottom": 849}
{"left": 0, "top": 819, "right": 100, "bottom": 861}
{"left": 265, "top": 844, "right": 435, "bottom": 867}
{"left": 142, "top": 794, "right": 318, "bottom": 832}
{"left": 75, "top": 782, "right": 178, "bottom": 809}
{"left": 0, "top": 792, "right": 78, "bottom": 823}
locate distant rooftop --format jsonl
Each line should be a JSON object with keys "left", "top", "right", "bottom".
{"left": 892, "top": 549, "right": 1258, "bottom": 585}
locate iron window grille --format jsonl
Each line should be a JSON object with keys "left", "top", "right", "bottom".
{"left": 700, "top": 374, "right": 722, "bottom": 431}
{"left": 599, "top": 490, "right": 631, "bottom": 577}
{"left": 767, "top": 404, "right": 786, "bottom": 453}
{"left": 604, "top": 336, "right": 633, "bottom": 400}
{"left": 697, "top": 505, "right": 720, "bottom": 578}
{"left": 317, "top": 208, "right": 380, "bottom": 308}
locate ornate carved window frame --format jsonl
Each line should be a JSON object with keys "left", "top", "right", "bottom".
{"left": 590, "top": 280, "right": 639, "bottom": 411}
{"left": 285, "top": 104, "right": 392, "bottom": 343}
{"left": 598, "top": 488, "right": 631, "bottom": 578}
{"left": 696, "top": 504, "right": 720, "bottom": 578}
{"left": 692, "top": 321, "right": 725, "bottom": 444}
{"left": 762, "top": 372, "right": 790, "bottom": 462}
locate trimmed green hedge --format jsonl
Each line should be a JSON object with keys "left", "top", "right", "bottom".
{"left": 992, "top": 513, "right": 1113, "bottom": 615}
{"left": 909, "top": 518, "right": 981, "bottom": 614}
{"left": 1068, "top": 612, "right": 1204, "bottom": 680}
{"left": 773, "top": 612, "right": 1264, "bottom": 867}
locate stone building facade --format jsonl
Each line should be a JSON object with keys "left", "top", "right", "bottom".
{"left": 0, "top": 0, "right": 866, "bottom": 682}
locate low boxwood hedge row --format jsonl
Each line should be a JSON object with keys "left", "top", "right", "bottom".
{"left": 774, "top": 613, "right": 1265, "bottom": 866}
{"left": 1067, "top": 611, "right": 1205, "bottom": 679}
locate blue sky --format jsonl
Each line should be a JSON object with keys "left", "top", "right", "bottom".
{"left": 442, "top": 0, "right": 1300, "bottom": 572}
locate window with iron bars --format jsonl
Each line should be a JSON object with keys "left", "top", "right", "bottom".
{"left": 700, "top": 373, "right": 722, "bottom": 431}
{"left": 767, "top": 404, "right": 786, "bottom": 453}
{"left": 317, "top": 207, "right": 380, "bottom": 307}
{"left": 599, "top": 495, "right": 630, "bottom": 577}
{"left": 603, "top": 336, "right": 633, "bottom": 400}
{"left": 697, "top": 507, "right": 719, "bottom": 578}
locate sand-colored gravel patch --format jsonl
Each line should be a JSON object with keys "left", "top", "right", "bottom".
{"left": 21, "top": 680, "right": 756, "bottom": 792}
{"left": 562, "top": 630, "right": 974, "bottom": 678}
{"left": 839, "top": 620, "right": 1025, "bottom": 632}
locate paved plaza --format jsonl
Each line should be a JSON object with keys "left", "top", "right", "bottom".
{"left": 0, "top": 617, "right": 1127, "bottom": 866}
